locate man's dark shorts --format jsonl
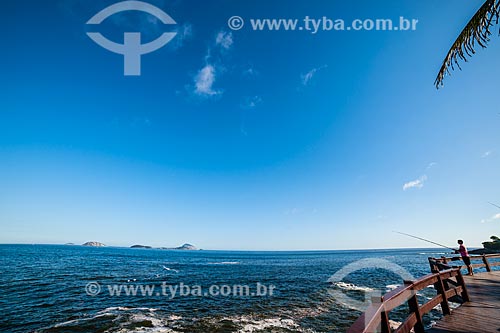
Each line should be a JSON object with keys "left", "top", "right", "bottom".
{"left": 462, "top": 256, "right": 471, "bottom": 266}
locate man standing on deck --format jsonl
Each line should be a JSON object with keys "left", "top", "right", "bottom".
{"left": 455, "top": 240, "right": 473, "bottom": 276}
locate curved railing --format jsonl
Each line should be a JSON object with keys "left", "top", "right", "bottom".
{"left": 428, "top": 253, "right": 500, "bottom": 273}
{"left": 347, "top": 268, "right": 469, "bottom": 333}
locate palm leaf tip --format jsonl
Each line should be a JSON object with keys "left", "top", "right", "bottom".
{"left": 435, "top": 0, "right": 500, "bottom": 89}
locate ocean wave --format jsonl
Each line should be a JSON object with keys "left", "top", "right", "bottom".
{"left": 162, "top": 266, "right": 179, "bottom": 273}
{"left": 234, "top": 317, "right": 300, "bottom": 333}
{"left": 207, "top": 261, "right": 241, "bottom": 265}
{"left": 36, "top": 307, "right": 317, "bottom": 333}
{"left": 36, "top": 307, "right": 178, "bottom": 333}
{"left": 385, "top": 284, "right": 401, "bottom": 291}
{"left": 331, "top": 281, "right": 374, "bottom": 292}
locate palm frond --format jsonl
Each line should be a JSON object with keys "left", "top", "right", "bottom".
{"left": 435, "top": 0, "right": 500, "bottom": 88}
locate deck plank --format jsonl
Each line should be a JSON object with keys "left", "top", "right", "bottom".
{"left": 427, "top": 271, "right": 500, "bottom": 333}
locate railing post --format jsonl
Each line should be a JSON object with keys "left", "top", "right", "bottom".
{"left": 482, "top": 255, "right": 492, "bottom": 272}
{"left": 441, "top": 256, "right": 448, "bottom": 264}
{"left": 370, "top": 295, "right": 390, "bottom": 333}
{"left": 381, "top": 310, "right": 390, "bottom": 333}
{"left": 407, "top": 292, "right": 425, "bottom": 333}
{"left": 435, "top": 273, "right": 451, "bottom": 315}
{"left": 428, "top": 257, "right": 439, "bottom": 273}
{"left": 455, "top": 269, "right": 470, "bottom": 302}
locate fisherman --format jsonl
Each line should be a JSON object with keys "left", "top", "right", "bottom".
{"left": 455, "top": 240, "right": 473, "bottom": 276}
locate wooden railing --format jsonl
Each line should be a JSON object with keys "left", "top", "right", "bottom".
{"left": 428, "top": 253, "right": 500, "bottom": 273}
{"left": 347, "top": 268, "right": 469, "bottom": 333}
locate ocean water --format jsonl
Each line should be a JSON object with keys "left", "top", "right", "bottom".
{"left": 0, "top": 245, "right": 456, "bottom": 333}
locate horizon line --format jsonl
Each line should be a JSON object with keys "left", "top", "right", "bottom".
{"left": 0, "top": 242, "right": 467, "bottom": 252}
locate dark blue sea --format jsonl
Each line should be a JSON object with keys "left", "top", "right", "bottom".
{"left": 0, "top": 245, "right": 468, "bottom": 332}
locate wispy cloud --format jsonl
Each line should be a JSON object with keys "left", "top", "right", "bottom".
{"left": 191, "top": 31, "right": 233, "bottom": 98}
{"left": 301, "top": 65, "right": 327, "bottom": 86}
{"left": 240, "top": 96, "right": 262, "bottom": 110}
{"left": 403, "top": 175, "right": 427, "bottom": 191}
{"left": 284, "top": 207, "right": 317, "bottom": 216}
{"left": 242, "top": 66, "right": 258, "bottom": 77}
{"left": 194, "top": 65, "right": 220, "bottom": 96}
{"left": 482, "top": 151, "right": 493, "bottom": 158}
{"left": 426, "top": 162, "right": 437, "bottom": 170}
{"left": 481, "top": 213, "right": 500, "bottom": 223}
{"left": 285, "top": 207, "right": 301, "bottom": 215}
{"left": 170, "top": 22, "right": 193, "bottom": 49}
{"left": 215, "top": 31, "right": 233, "bottom": 50}
{"left": 239, "top": 95, "right": 263, "bottom": 136}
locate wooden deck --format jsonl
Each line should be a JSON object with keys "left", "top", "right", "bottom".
{"left": 427, "top": 271, "right": 500, "bottom": 333}
{"left": 348, "top": 254, "right": 500, "bottom": 333}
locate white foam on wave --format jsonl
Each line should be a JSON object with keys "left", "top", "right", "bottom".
{"left": 237, "top": 318, "right": 298, "bottom": 332}
{"left": 39, "top": 307, "right": 181, "bottom": 333}
{"left": 290, "top": 305, "right": 331, "bottom": 319}
{"left": 40, "top": 306, "right": 319, "bottom": 333}
{"left": 98, "top": 307, "right": 159, "bottom": 313}
{"left": 99, "top": 308, "right": 182, "bottom": 333}
{"left": 385, "top": 284, "right": 401, "bottom": 291}
{"left": 219, "top": 315, "right": 314, "bottom": 333}
{"left": 162, "top": 266, "right": 179, "bottom": 273}
{"left": 113, "top": 313, "right": 179, "bottom": 333}
{"left": 46, "top": 308, "right": 127, "bottom": 329}
{"left": 208, "top": 261, "right": 241, "bottom": 265}
{"left": 331, "top": 281, "right": 374, "bottom": 292}
{"left": 114, "top": 310, "right": 313, "bottom": 333}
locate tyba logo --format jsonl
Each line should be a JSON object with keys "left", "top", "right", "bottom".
{"left": 86, "top": 1, "right": 177, "bottom": 76}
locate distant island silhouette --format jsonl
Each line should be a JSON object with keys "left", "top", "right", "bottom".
{"left": 79, "top": 242, "right": 198, "bottom": 250}
{"left": 82, "top": 241, "right": 105, "bottom": 247}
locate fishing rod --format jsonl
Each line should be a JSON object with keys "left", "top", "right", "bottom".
{"left": 488, "top": 202, "right": 500, "bottom": 210}
{"left": 393, "top": 231, "right": 456, "bottom": 251}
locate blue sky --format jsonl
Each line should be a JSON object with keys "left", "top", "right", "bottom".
{"left": 1, "top": 0, "right": 500, "bottom": 250}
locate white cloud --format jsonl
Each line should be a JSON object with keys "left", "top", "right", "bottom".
{"left": 285, "top": 208, "right": 301, "bottom": 215}
{"left": 426, "top": 162, "right": 437, "bottom": 170}
{"left": 242, "top": 67, "right": 258, "bottom": 77}
{"left": 171, "top": 23, "right": 193, "bottom": 49}
{"left": 481, "top": 213, "right": 500, "bottom": 223}
{"left": 190, "top": 31, "right": 235, "bottom": 98}
{"left": 215, "top": 31, "right": 233, "bottom": 50}
{"left": 301, "top": 65, "right": 327, "bottom": 86}
{"left": 482, "top": 151, "right": 493, "bottom": 158}
{"left": 284, "top": 208, "right": 317, "bottom": 215}
{"left": 241, "top": 96, "right": 262, "bottom": 110}
{"left": 403, "top": 175, "right": 427, "bottom": 191}
{"left": 194, "top": 65, "right": 220, "bottom": 96}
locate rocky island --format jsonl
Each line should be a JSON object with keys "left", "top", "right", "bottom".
{"left": 159, "top": 243, "right": 197, "bottom": 250}
{"left": 483, "top": 235, "right": 500, "bottom": 251}
{"left": 130, "top": 244, "right": 152, "bottom": 249}
{"left": 172, "top": 243, "right": 197, "bottom": 250}
{"left": 82, "top": 241, "right": 106, "bottom": 247}
{"left": 128, "top": 243, "right": 198, "bottom": 250}
{"left": 78, "top": 242, "right": 197, "bottom": 250}
{"left": 469, "top": 235, "right": 500, "bottom": 254}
